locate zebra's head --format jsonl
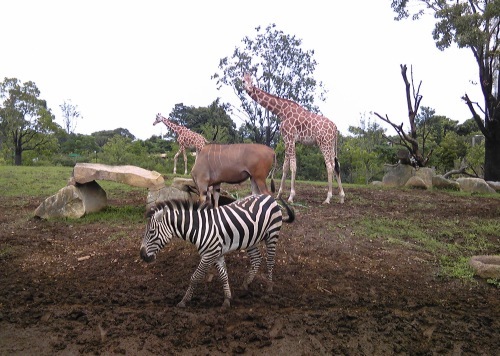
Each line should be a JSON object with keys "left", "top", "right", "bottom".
{"left": 140, "top": 207, "right": 173, "bottom": 263}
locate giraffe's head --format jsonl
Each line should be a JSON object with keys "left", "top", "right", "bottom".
{"left": 153, "top": 113, "right": 164, "bottom": 126}
{"left": 243, "top": 73, "right": 253, "bottom": 92}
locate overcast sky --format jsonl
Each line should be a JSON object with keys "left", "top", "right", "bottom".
{"left": 1, "top": 0, "right": 482, "bottom": 140}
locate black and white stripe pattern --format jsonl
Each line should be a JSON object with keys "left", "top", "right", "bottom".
{"left": 140, "top": 194, "right": 294, "bottom": 308}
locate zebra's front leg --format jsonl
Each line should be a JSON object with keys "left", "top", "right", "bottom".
{"left": 242, "top": 246, "right": 262, "bottom": 290}
{"left": 215, "top": 256, "right": 232, "bottom": 309}
{"left": 177, "top": 255, "right": 214, "bottom": 308}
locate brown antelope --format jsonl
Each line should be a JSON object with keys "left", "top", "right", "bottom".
{"left": 190, "top": 143, "right": 276, "bottom": 208}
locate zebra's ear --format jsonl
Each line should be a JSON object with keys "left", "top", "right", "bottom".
{"left": 154, "top": 209, "right": 163, "bottom": 221}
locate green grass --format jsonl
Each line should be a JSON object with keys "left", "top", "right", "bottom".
{"left": 2, "top": 166, "right": 498, "bottom": 282}
{"left": 354, "top": 216, "right": 499, "bottom": 280}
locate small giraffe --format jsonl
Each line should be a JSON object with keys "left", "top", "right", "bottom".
{"left": 243, "top": 73, "right": 345, "bottom": 204}
{"left": 154, "top": 113, "right": 209, "bottom": 175}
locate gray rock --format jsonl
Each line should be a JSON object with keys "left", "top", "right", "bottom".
{"left": 415, "top": 167, "right": 435, "bottom": 188}
{"left": 456, "top": 177, "right": 496, "bottom": 194}
{"left": 35, "top": 181, "right": 107, "bottom": 219}
{"left": 432, "top": 175, "right": 460, "bottom": 190}
{"left": 382, "top": 164, "right": 414, "bottom": 187}
{"left": 469, "top": 255, "right": 500, "bottom": 279}
{"left": 405, "top": 176, "right": 428, "bottom": 189}
{"left": 486, "top": 181, "right": 500, "bottom": 192}
{"left": 71, "top": 163, "right": 164, "bottom": 189}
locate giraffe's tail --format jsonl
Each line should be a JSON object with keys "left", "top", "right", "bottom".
{"left": 334, "top": 157, "right": 340, "bottom": 176}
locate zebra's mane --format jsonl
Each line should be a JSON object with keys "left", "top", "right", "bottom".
{"left": 145, "top": 199, "right": 210, "bottom": 219}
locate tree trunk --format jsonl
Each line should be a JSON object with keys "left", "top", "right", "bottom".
{"left": 14, "top": 143, "right": 22, "bottom": 166}
{"left": 484, "top": 126, "right": 500, "bottom": 181}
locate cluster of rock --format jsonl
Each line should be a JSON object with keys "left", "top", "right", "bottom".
{"left": 372, "top": 164, "right": 500, "bottom": 194}
{"left": 34, "top": 163, "right": 195, "bottom": 219}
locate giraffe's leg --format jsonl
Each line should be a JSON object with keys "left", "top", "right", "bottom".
{"left": 334, "top": 157, "right": 345, "bottom": 204}
{"left": 288, "top": 155, "right": 297, "bottom": 203}
{"left": 320, "top": 148, "right": 334, "bottom": 204}
{"left": 173, "top": 148, "right": 182, "bottom": 175}
{"left": 178, "top": 254, "right": 217, "bottom": 308}
{"left": 214, "top": 256, "right": 232, "bottom": 309}
{"left": 277, "top": 155, "right": 290, "bottom": 200}
{"left": 182, "top": 149, "right": 188, "bottom": 175}
{"left": 242, "top": 246, "right": 262, "bottom": 290}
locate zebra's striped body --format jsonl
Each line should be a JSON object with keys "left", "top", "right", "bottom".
{"left": 140, "top": 194, "right": 294, "bottom": 308}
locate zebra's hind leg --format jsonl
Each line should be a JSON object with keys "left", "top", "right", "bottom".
{"left": 264, "top": 238, "right": 278, "bottom": 293}
{"left": 215, "top": 256, "right": 231, "bottom": 309}
{"left": 242, "top": 246, "right": 262, "bottom": 291}
{"left": 177, "top": 255, "right": 214, "bottom": 308}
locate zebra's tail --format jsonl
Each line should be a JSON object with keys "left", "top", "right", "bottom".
{"left": 278, "top": 198, "right": 295, "bottom": 224}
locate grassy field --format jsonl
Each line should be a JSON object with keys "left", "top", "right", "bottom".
{"left": 1, "top": 165, "right": 499, "bottom": 284}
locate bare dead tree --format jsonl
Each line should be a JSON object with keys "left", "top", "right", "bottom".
{"left": 374, "top": 64, "right": 433, "bottom": 167}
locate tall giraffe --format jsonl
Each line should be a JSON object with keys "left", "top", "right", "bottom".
{"left": 243, "top": 73, "right": 345, "bottom": 204}
{"left": 154, "top": 113, "right": 208, "bottom": 175}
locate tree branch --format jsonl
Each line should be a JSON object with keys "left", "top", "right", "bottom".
{"left": 462, "top": 93, "right": 488, "bottom": 138}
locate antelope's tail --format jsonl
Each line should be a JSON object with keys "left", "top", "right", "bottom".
{"left": 269, "top": 152, "right": 277, "bottom": 193}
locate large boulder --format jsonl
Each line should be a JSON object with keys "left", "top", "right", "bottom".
{"left": 146, "top": 186, "right": 194, "bottom": 210}
{"left": 382, "top": 164, "right": 414, "bottom": 187}
{"left": 432, "top": 175, "right": 460, "bottom": 190}
{"left": 415, "top": 167, "right": 435, "bottom": 188}
{"left": 34, "top": 181, "right": 107, "bottom": 219}
{"left": 405, "top": 176, "right": 428, "bottom": 189}
{"left": 71, "top": 163, "right": 164, "bottom": 189}
{"left": 456, "top": 177, "right": 496, "bottom": 194}
{"left": 486, "top": 181, "right": 500, "bottom": 192}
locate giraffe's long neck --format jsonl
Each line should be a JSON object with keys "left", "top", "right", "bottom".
{"left": 246, "top": 85, "right": 287, "bottom": 118}
{"left": 161, "top": 118, "right": 182, "bottom": 134}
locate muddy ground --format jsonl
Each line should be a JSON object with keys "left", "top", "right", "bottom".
{"left": 1, "top": 183, "right": 499, "bottom": 355}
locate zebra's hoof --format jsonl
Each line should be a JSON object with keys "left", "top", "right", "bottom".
{"left": 221, "top": 299, "right": 231, "bottom": 310}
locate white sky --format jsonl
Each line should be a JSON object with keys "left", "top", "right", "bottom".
{"left": 1, "top": 0, "right": 482, "bottom": 140}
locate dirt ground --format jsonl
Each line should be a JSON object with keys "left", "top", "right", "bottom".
{"left": 1, "top": 183, "right": 499, "bottom": 355}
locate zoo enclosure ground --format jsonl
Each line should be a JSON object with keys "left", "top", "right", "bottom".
{"left": 0, "top": 177, "right": 499, "bottom": 355}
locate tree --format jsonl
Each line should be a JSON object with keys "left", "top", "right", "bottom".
{"left": 168, "top": 99, "right": 238, "bottom": 143}
{"left": 212, "top": 23, "right": 327, "bottom": 146}
{"left": 59, "top": 100, "right": 82, "bottom": 134}
{"left": 391, "top": 0, "right": 500, "bottom": 180}
{"left": 374, "top": 64, "right": 433, "bottom": 167}
{"left": 0, "top": 78, "right": 59, "bottom": 165}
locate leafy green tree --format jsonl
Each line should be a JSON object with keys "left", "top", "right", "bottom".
{"left": 391, "top": 0, "right": 500, "bottom": 180}
{"left": 0, "top": 78, "right": 60, "bottom": 165}
{"left": 434, "top": 131, "right": 468, "bottom": 173}
{"left": 212, "top": 23, "right": 327, "bottom": 146}
{"left": 343, "top": 118, "right": 391, "bottom": 183}
{"left": 91, "top": 128, "right": 135, "bottom": 148}
{"left": 100, "top": 136, "right": 135, "bottom": 165}
{"left": 168, "top": 99, "right": 238, "bottom": 143}
{"left": 59, "top": 99, "right": 82, "bottom": 134}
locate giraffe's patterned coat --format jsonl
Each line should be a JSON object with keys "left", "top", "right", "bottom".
{"left": 243, "top": 74, "right": 345, "bottom": 204}
{"left": 154, "top": 113, "right": 209, "bottom": 175}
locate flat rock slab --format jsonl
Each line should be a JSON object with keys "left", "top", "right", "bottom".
{"left": 71, "top": 163, "right": 165, "bottom": 189}
{"left": 469, "top": 255, "right": 500, "bottom": 279}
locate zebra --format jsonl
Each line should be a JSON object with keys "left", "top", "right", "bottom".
{"left": 140, "top": 194, "right": 295, "bottom": 308}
